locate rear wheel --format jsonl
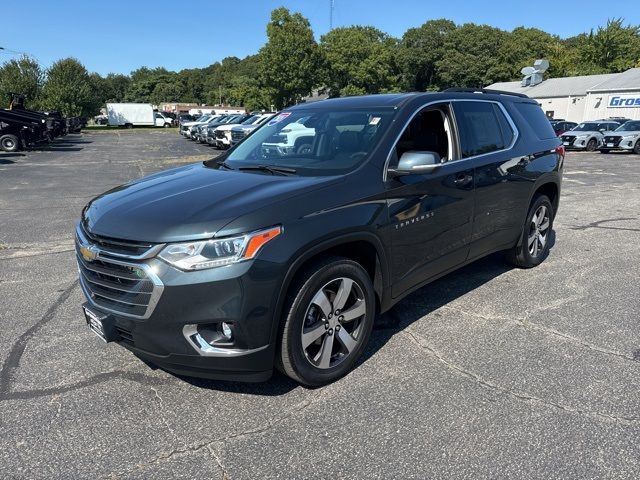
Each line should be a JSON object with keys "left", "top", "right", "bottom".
{"left": 278, "top": 257, "right": 375, "bottom": 386}
{"left": 507, "top": 195, "right": 553, "bottom": 268}
{"left": 586, "top": 138, "right": 597, "bottom": 151}
{"left": 0, "top": 134, "right": 19, "bottom": 152}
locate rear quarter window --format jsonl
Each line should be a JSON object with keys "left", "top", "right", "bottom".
{"left": 514, "top": 102, "right": 557, "bottom": 140}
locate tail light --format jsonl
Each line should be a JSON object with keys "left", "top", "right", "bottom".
{"left": 555, "top": 145, "right": 565, "bottom": 159}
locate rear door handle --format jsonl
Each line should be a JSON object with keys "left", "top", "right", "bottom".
{"left": 454, "top": 173, "right": 473, "bottom": 186}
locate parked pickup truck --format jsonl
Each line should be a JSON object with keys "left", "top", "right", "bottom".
{"left": 76, "top": 89, "right": 563, "bottom": 386}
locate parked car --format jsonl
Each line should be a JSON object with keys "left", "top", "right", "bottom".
{"left": 203, "top": 114, "right": 249, "bottom": 145}
{"left": 179, "top": 114, "right": 211, "bottom": 136}
{"left": 183, "top": 114, "right": 222, "bottom": 139}
{"left": 177, "top": 114, "right": 195, "bottom": 128}
{"left": 550, "top": 120, "right": 577, "bottom": 136}
{"left": 193, "top": 115, "right": 238, "bottom": 142}
{"left": 76, "top": 89, "right": 563, "bottom": 386}
{"left": 230, "top": 114, "right": 276, "bottom": 146}
{"left": 560, "top": 120, "right": 621, "bottom": 151}
{"left": 212, "top": 113, "right": 272, "bottom": 149}
{"left": 600, "top": 120, "right": 640, "bottom": 154}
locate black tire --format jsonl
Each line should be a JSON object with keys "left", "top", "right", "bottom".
{"left": 125, "top": 123, "right": 133, "bottom": 129}
{"left": 586, "top": 138, "right": 597, "bottom": 151}
{"left": 599, "top": 149, "right": 610, "bottom": 154}
{"left": 164, "top": 123, "right": 171, "bottom": 128}
{"left": 277, "top": 256, "right": 376, "bottom": 386}
{"left": 634, "top": 140, "right": 640, "bottom": 155}
{"left": 506, "top": 195, "right": 554, "bottom": 268}
{"left": 0, "top": 134, "right": 20, "bottom": 152}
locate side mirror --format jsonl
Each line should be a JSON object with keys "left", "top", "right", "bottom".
{"left": 388, "top": 151, "right": 441, "bottom": 177}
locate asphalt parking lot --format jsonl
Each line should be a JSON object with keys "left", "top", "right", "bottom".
{"left": 1, "top": 130, "right": 639, "bottom": 479}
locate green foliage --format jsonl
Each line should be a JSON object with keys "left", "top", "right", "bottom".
{"left": 41, "top": 58, "right": 101, "bottom": 116}
{"left": 321, "top": 26, "right": 399, "bottom": 96}
{"left": 397, "top": 19, "right": 456, "bottom": 91}
{"left": 259, "top": 7, "right": 322, "bottom": 108}
{"left": 2, "top": 11, "right": 640, "bottom": 116}
{"left": 0, "top": 55, "right": 44, "bottom": 108}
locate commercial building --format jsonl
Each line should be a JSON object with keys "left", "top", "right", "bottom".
{"left": 487, "top": 68, "right": 640, "bottom": 122}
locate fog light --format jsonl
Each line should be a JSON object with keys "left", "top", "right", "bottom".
{"left": 221, "top": 322, "right": 232, "bottom": 340}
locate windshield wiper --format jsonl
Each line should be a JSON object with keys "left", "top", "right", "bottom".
{"left": 238, "top": 164, "right": 297, "bottom": 176}
{"left": 217, "top": 160, "right": 234, "bottom": 170}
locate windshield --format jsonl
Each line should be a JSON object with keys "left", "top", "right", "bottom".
{"left": 240, "top": 115, "right": 258, "bottom": 125}
{"left": 616, "top": 121, "right": 640, "bottom": 131}
{"left": 224, "top": 108, "right": 395, "bottom": 176}
{"left": 572, "top": 123, "right": 599, "bottom": 132}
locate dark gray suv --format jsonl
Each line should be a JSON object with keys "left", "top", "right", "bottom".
{"left": 77, "top": 89, "right": 563, "bottom": 386}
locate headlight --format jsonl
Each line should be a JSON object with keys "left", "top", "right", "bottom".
{"left": 158, "top": 226, "right": 281, "bottom": 270}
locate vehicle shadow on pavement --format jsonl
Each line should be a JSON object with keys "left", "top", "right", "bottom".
{"left": 159, "top": 232, "right": 555, "bottom": 395}
{"left": 362, "top": 230, "right": 556, "bottom": 360}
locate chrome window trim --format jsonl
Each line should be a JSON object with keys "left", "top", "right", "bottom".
{"left": 383, "top": 98, "right": 520, "bottom": 181}
{"left": 76, "top": 224, "right": 164, "bottom": 320}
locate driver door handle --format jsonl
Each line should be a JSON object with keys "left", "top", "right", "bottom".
{"left": 454, "top": 173, "right": 473, "bottom": 186}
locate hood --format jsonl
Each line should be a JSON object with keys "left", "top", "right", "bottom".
{"left": 83, "top": 163, "right": 338, "bottom": 243}
{"left": 215, "top": 124, "right": 240, "bottom": 132}
{"left": 609, "top": 130, "right": 639, "bottom": 135}
{"left": 563, "top": 131, "right": 600, "bottom": 136}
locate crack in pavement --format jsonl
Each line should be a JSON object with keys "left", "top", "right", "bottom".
{"left": 402, "top": 328, "right": 639, "bottom": 424}
{"left": 106, "top": 391, "right": 326, "bottom": 478}
{"left": 568, "top": 217, "right": 640, "bottom": 232}
{"left": 441, "top": 304, "right": 640, "bottom": 365}
{"left": 0, "top": 280, "right": 169, "bottom": 401}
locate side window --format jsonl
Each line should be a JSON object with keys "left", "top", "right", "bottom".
{"left": 493, "top": 104, "right": 515, "bottom": 147}
{"left": 453, "top": 102, "right": 508, "bottom": 158}
{"left": 513, "top": 102, "right": 556, "bottom": 140}
{"left": 394, "top": 106, "right": 452, "bottom": 164}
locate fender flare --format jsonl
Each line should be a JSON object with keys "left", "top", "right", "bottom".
{"left": 268, "top": 231, "right": 390, "bottom": 346}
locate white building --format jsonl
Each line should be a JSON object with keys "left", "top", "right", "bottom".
{"left": 487, "top": 68, "right": 640, "bottom": 122}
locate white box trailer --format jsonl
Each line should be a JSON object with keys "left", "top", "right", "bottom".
{"left": 106, "top": 103, "right": 172, "bottom": 127}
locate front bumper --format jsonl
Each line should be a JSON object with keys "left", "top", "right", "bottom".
{"left": 600, "top": 137, "right": 637, "bottom": 151}
{"left": 76, "top": 230, "right": 286, "bottom": 381}
{"left": 561, "top": 137, "right": 593, "bottom": 150}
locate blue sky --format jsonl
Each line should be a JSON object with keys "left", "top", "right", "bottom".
{"left": 2, "top": 0, "right": 639, "bottom": 75}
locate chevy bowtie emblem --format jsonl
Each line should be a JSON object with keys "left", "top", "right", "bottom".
{"left": 80, "top": 244, "right": 99, "bottom": 262}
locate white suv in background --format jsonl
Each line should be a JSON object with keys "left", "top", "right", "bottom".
{"left": 600, "top": 120, "right": 640, "bottom": 154}
{"left": 212, "top": 113, "right": 273, "bottom": 149}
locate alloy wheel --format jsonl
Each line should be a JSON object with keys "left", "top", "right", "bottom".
{"left": 301, "top": 277, "right": 366, "bottom": 369}
{"left": 528, "top": 205, "right": 550, "bottom": 258}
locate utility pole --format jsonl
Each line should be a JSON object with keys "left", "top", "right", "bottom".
{"left": 329, "top": 0, "right": 334, "bottom": 30}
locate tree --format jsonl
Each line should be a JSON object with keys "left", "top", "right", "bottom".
{"left": 576, "top": 18, "right": 640, "bottom": 73}
{"left": 259, "top": 7, "right": 321, "bottom": 109}
{"left": 0, "top": 55, "right": 44, "bottom": 108}
{"left": 320, "top": 26, "right": 399, "bottom": 96}
{"left": 41, "top": 58, "right": 100, "bottom": 116}
{"left": 495, "top": 27, "right": 558, "bottom": 80}
{"left": 397, "top": 19, "right": 456, "bottom": 91}
{"left": 436, "top": 23, "right": 510, "bottom": 88}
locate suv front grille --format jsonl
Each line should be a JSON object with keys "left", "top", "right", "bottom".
{"left": 214, "top": 130, "right": 226, "bottom": 139}
{"left": 603, "top": 136, "right": 622, "bottom": 147}
{"left": 80, "top": 222, "right": 153, "bottom": 257}
{"left": 231, "top": 130, "right": 245, "bottom": 142}
{"left": 76, "top": 225, "right": 163, "bottom": 319}
{"left": 561, "top": 135, "right": 576, "bottom": 146}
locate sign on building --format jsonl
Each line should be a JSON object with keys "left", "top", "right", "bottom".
{"left": 608, "top": 95, "right": 640, "bottom": 108}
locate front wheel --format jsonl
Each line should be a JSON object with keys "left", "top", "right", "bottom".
{"left": 506, "top": 195, "right": 554, "bottom": 268}
{"left": 0, "top": 134, "right": 20, "bottom": 152}
{"left": 278, "top": 257, "right": 376, "bottom": 386}
{"left": 634, "top": 140, "right": 640, "bottom": 155}
{"left": 586, "top": 138, "right": 597, "bottom": 151}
